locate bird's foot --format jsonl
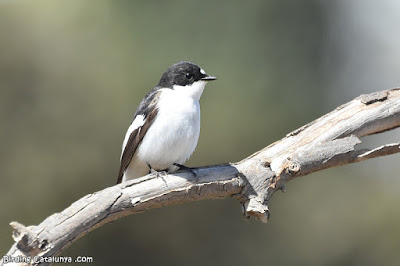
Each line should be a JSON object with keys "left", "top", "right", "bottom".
{"left": 147, "top": 163, "right": 168, "bottom": 185}
{"left": 173, "top": 163, "right": 198, "bottom": 178}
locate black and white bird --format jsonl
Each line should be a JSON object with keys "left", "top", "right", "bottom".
{"left": 117, "top": 61, "right": 217, "bottom": 183}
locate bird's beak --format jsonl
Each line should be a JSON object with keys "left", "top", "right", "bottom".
{"left": 201, "top": 75, "right": 218, "bottom": 81}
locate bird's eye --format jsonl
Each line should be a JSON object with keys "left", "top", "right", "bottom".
{"left": 185, "top": 73, "right": 193, "bottom": 80}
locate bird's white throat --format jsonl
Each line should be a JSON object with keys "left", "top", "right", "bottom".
{"left": 171, "top": 80, "right": 207, "bottom": 101}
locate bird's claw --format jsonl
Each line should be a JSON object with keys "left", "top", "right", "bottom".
{"left": 173, "top": 163, "right": 198, "bottom": 178}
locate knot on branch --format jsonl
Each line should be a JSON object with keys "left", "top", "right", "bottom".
{"left": 285, "top": 157, "right": 301, "bottom": 176}
{"left": 10, "top": 221, "right": 48, "bottom": 256}
{"left": 237, "top": 159, "right": 276, "bottom": 223}
{"left": 243, "top": 197, "right": 269, "bottom": 223}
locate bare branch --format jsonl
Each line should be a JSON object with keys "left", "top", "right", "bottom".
{"left": 2, "top": 88, "right": 400, "bottom": 265}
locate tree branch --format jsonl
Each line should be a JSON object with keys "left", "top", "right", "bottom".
{"left": 2, "top": 88, "right": 400, "bottom": 265}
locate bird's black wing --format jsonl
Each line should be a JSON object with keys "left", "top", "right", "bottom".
{"left": 116, "top": 89, "right": 161, "bottom": 184}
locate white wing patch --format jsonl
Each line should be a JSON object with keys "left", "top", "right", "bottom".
{"left": 121, "top": 114, "right": 145, "bottom": 159}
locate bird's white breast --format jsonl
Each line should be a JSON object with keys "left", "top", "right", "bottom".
{"left": 135, "top": 85, "right": 203, "bottom": 170}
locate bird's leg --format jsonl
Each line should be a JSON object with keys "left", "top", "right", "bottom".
{"left": 173, "top": 163, "right": 198, "bottom": 178}
{"left": 147, "top": 163, "right": 168, "bottom": 184}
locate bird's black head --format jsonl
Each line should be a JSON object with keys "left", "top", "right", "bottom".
{"left": 158, "top": 61, "right": 217, "bottom": 88}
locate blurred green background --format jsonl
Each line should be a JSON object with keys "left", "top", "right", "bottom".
{"left": 1, "top": 0, "right": 400, "bottom": 265}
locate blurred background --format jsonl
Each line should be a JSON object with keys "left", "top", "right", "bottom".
{"left": 1, "top": 0, "right": 400, "bottom": 265}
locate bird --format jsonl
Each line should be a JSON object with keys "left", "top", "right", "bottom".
{"left": 117, "top": 61, "right": 217, "bottom": 183}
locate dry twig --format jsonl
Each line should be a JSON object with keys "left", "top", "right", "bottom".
{"left": 2, "top": 88, "right": 400, "bottom": 266}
